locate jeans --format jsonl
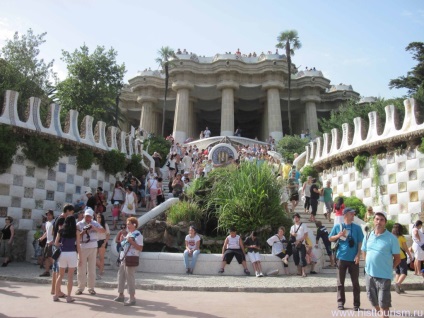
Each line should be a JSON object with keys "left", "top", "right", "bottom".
{"left": 337, "top": 259, "right": 360, "bottom": 307}
{"left": 183, "top": 250, "right": 200, "bottom": 270}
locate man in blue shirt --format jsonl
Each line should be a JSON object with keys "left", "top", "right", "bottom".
{"left": 362, "top": 212, "right": 400, "bottom": 318}
{"left": 329, "top": 207, "right": 364, "bottom": 311}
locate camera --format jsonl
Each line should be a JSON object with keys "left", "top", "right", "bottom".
{"left": 348, "top": 237, "right": 355, "bottom": 248}
{"left": 83, "top": 224, "right": 92, "bottom": 231}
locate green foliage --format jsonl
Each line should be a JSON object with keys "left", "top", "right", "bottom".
{"left": 371, "top": 155, "right": 380, "bottom": 200}
{"left": 206, "top": 162, "right": 291, "bottom": 235}
{"left": 276, "top": 135, "right": 308, "bottom": 162}
{"left": 319, "top": 98, "right": 405, "bottom": 134}
{"left": 0, "top": 125, "right": 19, "bottom": 173}
{"left": 385, "top": 220, "right": 395, "bottom": 234}
{"left": 354, "top": 154, "right": 368, "bottom": 173}
{"left": 167, "top": 201, "right": 203, "bottom": 225}
{"left": 418, "top": 137, "right": 424, "bottom": 154}
{"left": 76, "top": 148, "right": 94, "bottom": 170}
{"left": 100, "top": 149, "right": 127, "bottom": 175}
{"left": 126, "top": 154, "right": 146, "bottom": 177}
{"left": 145, "top": 135, "right": 171, "bottom": 166}
{"left": 336, "top": 196, "right": 367, "bottom": 220}
{"left": 300, "top": 165, "right": 319, "bottom": 184}
{"left": 22, "top": 135, "right": 61, "bottom": 168}
{"left": 55, "top": 44, "right": 126, "bottom": 127}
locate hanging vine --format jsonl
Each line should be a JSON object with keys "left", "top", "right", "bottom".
{"left": 372, "top": 155, "right": 381, "bottom": 202}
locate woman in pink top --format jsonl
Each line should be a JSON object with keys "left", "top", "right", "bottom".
{"left": 333, "top": 197, "right": 345, "bottom": 225}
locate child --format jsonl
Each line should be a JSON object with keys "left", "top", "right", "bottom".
{"left": 315, "top": 221, "right": 335, "bottom": 267}
{"left": 111, "top": 201, "right": 120, "bottom": 230}
{"left": 244, "top": 231, "right": 264, "bottom": 277}
{"left": 218, "top": 227, "right": 250, "bottom": 275}
{"left": 267, "top": 226, "right": 291, "bottom": 275}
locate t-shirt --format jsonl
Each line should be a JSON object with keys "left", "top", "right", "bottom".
{"left": 53, "top": 215, "right": 66, "bottom": 241}
{"left": 329, "top": 222, "right": 364, "bottom": 262}
{"left": 45, "top": 220, "right": 55, "bottom": 243}
{"left": 310, "top": 184, "right": 320, "bottom": 200}
{"left": 185, "top": 234, "right": 201, "bottom": 251}
{"left": 323, "top": 187, "right": 333, "bottom": 202}
{"left": 288, "top": 178, "right": 299, "bottom": 195}
{"left": 290, "top": 223, "right": 308, "bottom": 242}
{"left": 244, "top": 237, "right": 260, "bottom": 253}
{"left": 76, "top": 220, "right": 103, "bottom": 249}
{"left": 316, "top": 226, "right": 330, "bottom": 246}
{"left": 362, "top": 229, "right": 400, "bottom": 279}
{"left": 266, "top": 234, "right": 288, "bottom": 255}
{"left": 397, "top": 236, "right": 406, "bottom": 259}
{"left": 120, "top": 230, "right": 143, "bottom": 258}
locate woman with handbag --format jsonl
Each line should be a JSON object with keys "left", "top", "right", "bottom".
{"left": 121, "top": 186, "right": 137, "bottom": 220}
{"left": 53, "top": 215, "right": 81, "bottom": 302}
{"left": 1, "top": 216, "right": 14, "bottom": 267}
{"left": 114, "top": 217, "right": 143, "bottom": 306}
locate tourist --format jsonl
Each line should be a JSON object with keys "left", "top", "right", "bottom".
{"left": 84, "top": 189, "right": 96, "bottom": 211}
{"left": 309, "top": 178, "right": 320, "bottom": 222}
{"left": 244, "top": 231, "right": 264, "bottom": 277}
{"left": 130, "top": 177, "right": 142, "bottom": 205}
{"left": 121, "top": 186, "right": 137, "bottom": 219}
{"left": 183, "top": 226, "right": 201, "bottom": 274}
{"left": 282, "top": 160, "right": 292, "bottom": 180}
{"left": 315, "top": 221, "right": 335, "bottom": 267}
{"left": 322, "top": 181, "right": 333, "bottom": 221}
{"left": 234, "top": 127, "right": 242, "bottom": 137}
{"left": 167, "top": 153, "right": 177, "bottom": 178}
{"left": 94, "top": 187, "right": 106, "bottom": 215}
{"left": 333, "top": 197, "right": 345, "bottom": 225}
{"left": 290, "top": 213, "right": 309, "bottom": 277}
{"left": 267, "top": 226, "right": 291, "bottom": 275}
{"left": 96, "top": 213, "right": 110, "bottom": 280}
{"left": 302, "top": 176, "right": 312, "bottom": 214}
{"left": 114, "top": 217, "right": 143, "bottom": 306}
{"left": 76, "top": 208, "right": 105, "bottom": 295}
{"left": 115, "top": 224, "right": 128, "bottom": 253}
{"left": 147, "top": 176, "right": 159, "bottom": 209}
{"left": 392, "top": 223, "right": 413, "bottom": 294}
{"left": 53, "top": 215, "right": 81, "bottom": 303}
{"left": 364, "top": 206, "right": 375, "bottom": 223}
{"left": 329, "top": 207, "right": 364, "bottom": 311}
{"left": 156, "top": 177, "right": 165, "bottom": 205}
{"left": 172, "top": 173, "right": 184, "bottom": 198}
{"left": 411, "top": 220, "right": 424, "bottom": 276}
{"left": 1, "top": 216, "right": 14, "bottom": 267}
{"left": 203, "top": 126, "right": 211, "bottom": 138}
{"left": 181, "top": 152, "right": 192, "bottom": 177}
{"left": 152, "top": 152, "right": 163, "bottom": 178}
{"left": 111, "top": 201, "right": 120, "bottom": 230}
{"left": 218, "top": 227, "right": 250, "bottom": 275}
{"left": 362, "top": 212, "right": 400, "bottom": 317}
{"left": 111, "top": 181, "right": 125, "bottom": 209}
{"left": 288, "top": 171, "right": 299, "bottom": 213}
{"left": 39, "top": 210, "right": 55, "bottom": 277}
{"left": 199, "top": 130, "right": 204, "bottom": 139}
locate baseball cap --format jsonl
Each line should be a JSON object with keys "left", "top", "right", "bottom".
{"left": 374, "top": 211, "right": 387, "bottom": 221}
{"left": 84, "top": 208, "right": 94, "bottom": 217}
{"left": 113, "top": 201, "right": 119, "bottom": 205}
{"left": 343, "top": 207, "right": 356, "bottom": 215}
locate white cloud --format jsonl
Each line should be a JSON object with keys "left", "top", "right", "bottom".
{"left": 0, "top": 18, "right": 15, "bottom": 42}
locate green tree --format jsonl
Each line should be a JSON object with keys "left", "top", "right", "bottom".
{"left": 389, "top": 42, "right": 424, "bottom": 95}
{"left": 276, "top": 135, "right": 308, "bottom": 162}
{"left": 276, "top": 30, "right": 301, "bottom": 135}
{"left": 144, "top": 135, "right": 171, "bottom": 166}
{"left": 0, "top": 29, "right": 56, "bottom": 114}
{"left": 55, "top": 45, "right": 126, "bottom": 126}
{"left": 155, "top": 46, "right": 176, "bottom": 136}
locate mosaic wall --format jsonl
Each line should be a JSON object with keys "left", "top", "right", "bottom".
{"left": 321, "top": 148, "right": 424, "bottom": 225}
{"left": 0, "top": 149, "right": 116, "bottom": 230}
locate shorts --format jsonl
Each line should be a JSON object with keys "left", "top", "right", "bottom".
{"left": 365, "top": 274, "right": 392, "bottom": 309}
{"left": 44, "top": 244, "right": 53, "bottom": 258}
{"left": 395, "top": 258, "right": 408, "bottom": 275}
{"left": 222, "top": 249, "right": 245, "bottom": 264}
{"left": 247, "top": 251, "right": 261, "bottom": 263}
{"left": 290, "top": 193, "right": 299, "bottom": 201}
{"left": 275, "top": 251, "right": 289, "bottom": 268}
{"left": 97, "top": 239, "right": 105, "bottom": 248}
{"left": 0, "top": 240, "right": 12, "bottom": 258}
{"left": 324, "top": 201, "right": 333, "bottom": 213}
{"left": 58, "top": 251, "right": 78, "bottom": 268}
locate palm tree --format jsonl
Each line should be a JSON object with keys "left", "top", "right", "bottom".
{"left": 155, "top": 46, "right": 176, "bottom": 137}
{"left": 276, "top": 30, "right": 301, "bottom": 135}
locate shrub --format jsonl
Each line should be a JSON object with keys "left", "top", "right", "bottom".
{"left": 167, "top": 201, "right": 203, "bottom": 225}
{"left": 335, "top": 196, "right": 367, "bottom": 220}
{"left": 276, "top": 135, "right": 309, "bottom": 162}
{"left": 76, "top": 148, "right": 94, "bottom": 170}
{"left": 0, "top": 125, "right": 19, "bottom": 173}
{"left": 385, "top": 220, "right": 395, "bottom": 234}
{"left": 300, "top": 165, "right": 319, "bottom": 184}
{"left": 418, "top": 137, "right": 424, "bottom": 154}
{"left": 145, "top": 135, "right": 171, "bottom": 166}
{"left": 100, "top": 149, "right": 127, "bottom": 175}
{"left": 126, "top": 154, "right": 146, "bottom": 177}
{"left": 22, "top": 135, "right": 61, "bottom": 168}
{"left": 354, "top": 154, "right": 368, "bottom": 173}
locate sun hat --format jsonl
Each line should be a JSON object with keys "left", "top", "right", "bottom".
{"left": 84, "top": 208, "right": 94, "bottom": 217}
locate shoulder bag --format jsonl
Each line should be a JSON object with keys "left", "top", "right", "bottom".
{"left": 116, "top": 240, "right": 139, "bottom": 267}
{"left": 331, "top": 224, "right": 342, "bottom": 252}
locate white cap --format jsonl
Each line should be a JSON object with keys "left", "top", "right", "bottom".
{"left": 84, "top": 208, "right": 94, "bottom": 217}
{"left": 113, "top": 201, "right": 119, "bottom": 205}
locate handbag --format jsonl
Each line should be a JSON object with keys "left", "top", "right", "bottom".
{"left": 52, "top": 247, "right": 61, "bottom": 261}
{"left": 125, "top": 255, "right": 139, "bottom": 267}
{"left": 127, "top": 203, "right": 133, "bottom": 210}
{"left": 39, "top": 237, "right": 47, "bottom": 248}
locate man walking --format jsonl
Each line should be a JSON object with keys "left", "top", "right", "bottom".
{"left": 329, "top": 207, "right": 364, "bottom": 311}
{"left": 76, "top": 208, "right": 105, "bottom": 295}
{"left": 39, "top": 210, "right": 55, "bottom": 278}
{"left": 362, "top": 212, "right": 400, "bottom": 318}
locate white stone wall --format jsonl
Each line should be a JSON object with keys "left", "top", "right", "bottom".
{"left": 0, "top": 149, "right": 116, "bottom": 230}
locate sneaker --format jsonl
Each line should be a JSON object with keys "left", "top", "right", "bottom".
{"left": 218, "top": 268, "right": 224, "bottom": 274}
{"left": 338, "top": 305, "right": 344, "bottom": 310}
{"left": 88, "top": 289, "right": 96, "bottom": 295}
{"left": 244, "top": 269, "right": 250, "bottom": 276}
{"left": 310, "top": 271, "right": 317, "bottom": 274}
{"left": 400, "top": 287, "right": 406, "bottom": 294}
{"left": 124, "top": 299, "right": 136, "bottom": 306}
{"left": 255, "top": 271, "right": 259, "bottom": 277}
{"left": 75, "top": 290, "right": 83, "bottom": 295}
{"left": 186, "top": 268, "right": 190, "bottom": 274}
{"left": 259, "top": 272, "right": 264, "bottom": 277}
{"left": 394, "top": 284, "right": 401, "bottom": 294}
{"left": 114, "top": 296, "right": 125, "bottom": 302}
{"left": 39, "top": 272, "right": 50, "bottom": 277}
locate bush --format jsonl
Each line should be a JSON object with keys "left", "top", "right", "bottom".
{"left": 385, "top": 220, "right": 395, "bottom": 234}
{"left": 354, "top": 154, "right": 368, "bottom": 173}
{"left": 76, "top": 148, "right": 94, "bottom": 169}
{"left": 145, "top": 135, "right": 171, "bottom": 166}
{"left": 0, "top": 125, "right": 19, "bottom": 173}
{"left": 336, "top": 196, "right": 367, "bottom": 220}
{"left": 22, "top": 135, "right": 61, "bottom": 168}
{"left": 167, "top": 201, "right": 203, "bottom": 225}
{"left": 276, "top": 135, "right": 309, "bottom": 162}
{"left": 300, "top": 165, "right": 319, "bottom": 184}
{"left": 100, "top": 149, "right": 127, "bottom": 175}
{"left": 418, "top": 137, "right": 424, "bottom": 154}
{"left": 126, "top": 154, "right": 146, "bottom": 177}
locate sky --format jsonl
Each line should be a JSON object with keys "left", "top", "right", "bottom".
{"left": 0, "top": 0, "right": 423, "bottom": 99}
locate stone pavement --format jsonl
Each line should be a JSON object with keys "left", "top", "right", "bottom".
{"left": 0, "top": 262, "right": 423, "bottom": 293}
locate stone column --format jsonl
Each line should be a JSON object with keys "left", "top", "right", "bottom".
{"left": 217, "top": 81, "right": 239, "bottom": 136}
{"left": 263, "top": 81, "right": 284, "bottom": 141}
{"left": 137, "top": 96, "right": 157, "bottom": 135}
{"left": 172, "top": 81, "right": 194, "bottom": 144}
{"left": 301, "top": 92, "right": 321, "bottom": 137}
{"left": 187, "top": 98, "right": 196, "bottom": 140}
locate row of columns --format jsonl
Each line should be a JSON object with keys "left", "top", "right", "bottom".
{"left": 137, "top": 82, "right": 319, "bottom": 143}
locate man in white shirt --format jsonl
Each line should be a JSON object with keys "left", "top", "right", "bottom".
{"left": 290, "top": 213, "right": 309, "bottom": 277}
{"left": 39, "top": 210, "right": 55, "bottom": 277}
{"left": 75, "top": 208, "right": 105, "bottom": 295}
{"left": 203, "top": 127, "right": 211, "bottom": 138}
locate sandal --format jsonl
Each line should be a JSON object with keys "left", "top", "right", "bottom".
{"left": 88, "top": 289, "right": 96, "bottom": 295}
{"left": 302, "top": 273, "right": 307, "bottom": 277}
{"left": 218, "top": 268, "right": 224, "bottom": 274}
{"left": 53, "top": 296, "right": 60, "bottom": 302}
{"left": 66, "top": 296, "right": 75, "bottom": 303}
{"left": 244, "top": 269, "right": 250, "bottom": 276}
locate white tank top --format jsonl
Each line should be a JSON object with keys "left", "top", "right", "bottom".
{"left": 227, "top": 235, "right": 240, "bottom": 249}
